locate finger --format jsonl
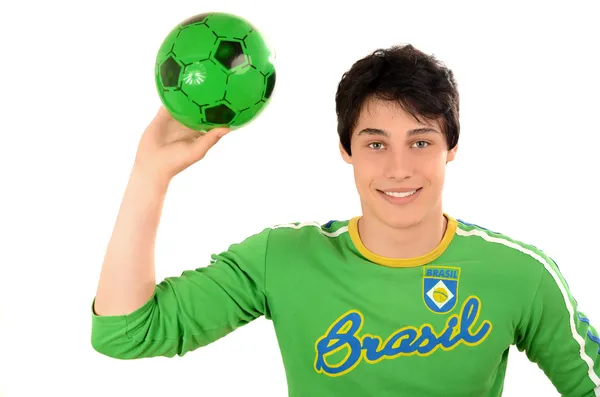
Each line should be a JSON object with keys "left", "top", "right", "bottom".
{"left": 190, "top": 127, "right": 231, "bottom": 156}
{"left": 155, "top": 106, "right": 171, "bottom": 120}
{"left": 206, "top": 127, "right": 231, "bottom": 138}
{"left": 151, "top": 106, "right": 174, "bottom": 129}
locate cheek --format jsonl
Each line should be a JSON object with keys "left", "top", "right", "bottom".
{"left": 416, "top": 152, "right": 446, "bottom": 179}
{"left": 354, "top": 165, "right": 372, "bottom": 186}
{"left": 423, "top": 157, "right": 448, "bottom": 182}
{"left": 352, "top": 158, "right": 377, "bottom": 188}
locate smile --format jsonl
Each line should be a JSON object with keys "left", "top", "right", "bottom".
{"left": 377, "top": 188, "right": 423, "bottom": 204}
{"left": 383, "top": 190, "right": 417, "bottom": 198}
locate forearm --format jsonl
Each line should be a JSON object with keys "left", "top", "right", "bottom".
{"left": 93, "top": 168, "right": 170, "bottom": 316}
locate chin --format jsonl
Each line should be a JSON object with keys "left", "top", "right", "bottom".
{"left": 366, "top": 190, "right": 435, "bottom": 230}
{"left": 364, "top": 203, "right": 423, "bottom": 230}
{"left": 381, "top": 211, "right": 424, "bottom": 229}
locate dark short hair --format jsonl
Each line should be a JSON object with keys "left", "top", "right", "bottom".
{"left": 335, "top": 44, "right": 460, "bottom": 155}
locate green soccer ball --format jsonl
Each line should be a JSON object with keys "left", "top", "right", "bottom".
{"left": 154, "top": 12, "right": 276, "bottom": 131}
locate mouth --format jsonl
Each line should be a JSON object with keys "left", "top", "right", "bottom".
{"left": 377, "top": 187, "right": 423, "bottom": 204}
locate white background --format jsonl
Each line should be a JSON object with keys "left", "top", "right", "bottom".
{"left": 1, "top": 0, "right": 599, "bottom": 396}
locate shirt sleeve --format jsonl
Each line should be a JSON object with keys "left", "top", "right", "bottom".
{"left": 91, "top": 227, "right": 271, "bottom": 360}
{"left": 515, "top": 254, "right": 600, "bottom": 396}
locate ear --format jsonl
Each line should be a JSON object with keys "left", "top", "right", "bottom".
{"left": 339, "top": 142, "right": 352, "bottom": 164}
{"left": 446, "top": 144, "right": 458, "bottom": 164}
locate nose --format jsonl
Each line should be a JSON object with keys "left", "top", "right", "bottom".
{"left": 383, "top": 149, "right": 414, "bottom": 180}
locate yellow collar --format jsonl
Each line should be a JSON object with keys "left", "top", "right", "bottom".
{"left": 348, "top": 214, "right": 457, "bottom": 268}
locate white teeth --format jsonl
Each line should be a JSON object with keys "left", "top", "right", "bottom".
{"left": 384, "top": 190, "right": 417, "bottom": 198}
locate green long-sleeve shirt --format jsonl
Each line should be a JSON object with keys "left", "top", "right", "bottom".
{"left": 91, "top": 215, "right": 600, "bottom": 396}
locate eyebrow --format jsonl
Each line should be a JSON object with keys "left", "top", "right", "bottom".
{"left": 357, "top": 127, "right": 440, "bottom": 137}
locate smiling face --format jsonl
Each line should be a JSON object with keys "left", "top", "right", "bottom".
{"left": 340, "top": 96, "right": 458, "bottom": 229}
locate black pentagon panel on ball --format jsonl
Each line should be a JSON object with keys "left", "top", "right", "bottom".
{"left": 180, "top": 13, "right": 212, "bottom": 27}
{"left": 205, "top": 103, "right": 236, "bottom": 124}
{"left": 160, "top": 56, "right": 181, "bottom": 88}
{"left": 214, "top": 40, "right": 247, "bottom": 70}
{"left": 264, "top": 71, "right": 276, "bottom": 99}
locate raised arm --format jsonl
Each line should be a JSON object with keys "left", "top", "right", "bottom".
{"left": 91, "top": 108, "right": 271, "bottom": 359}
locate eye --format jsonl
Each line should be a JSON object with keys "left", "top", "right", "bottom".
{"left": 368, "top": 142, "right": 385, "bottom": 151}
{"left": 412, "top": 141, "right": 429, "bottom": 149}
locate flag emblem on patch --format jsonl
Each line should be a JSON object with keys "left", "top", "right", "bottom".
{"left": 423, "top": 266, "right": 460, "bottom": 314}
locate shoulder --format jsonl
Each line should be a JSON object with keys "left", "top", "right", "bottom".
{"left": 226, "top": 219, "right": 350, "bottom": 254}
{"left": 235, "top": 219, "right": 351, "bottom": 257}
{"left": 268, "top": 219, "right": 351, "bottom": 240}
{"left": 452, "top": 217, "right": 556, "bottom": 273}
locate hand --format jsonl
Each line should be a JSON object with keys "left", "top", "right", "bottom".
{"left": 133, "top": 106, "right": 230, "bottom": 183}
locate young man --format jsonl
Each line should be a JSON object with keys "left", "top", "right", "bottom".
{"left": 91, "top": 44, "right": 600, "bottom": 396}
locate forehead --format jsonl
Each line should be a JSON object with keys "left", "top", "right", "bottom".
{"left": 354, "top": 97, "right": 441, "bottom": 134}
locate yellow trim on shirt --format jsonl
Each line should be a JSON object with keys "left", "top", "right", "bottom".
{"left": 348, "top": 214, "right": 457, "bottom": 268}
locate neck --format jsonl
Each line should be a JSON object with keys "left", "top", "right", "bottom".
{"left": 357, "top": 209, "right": 447, "bottom": 259}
